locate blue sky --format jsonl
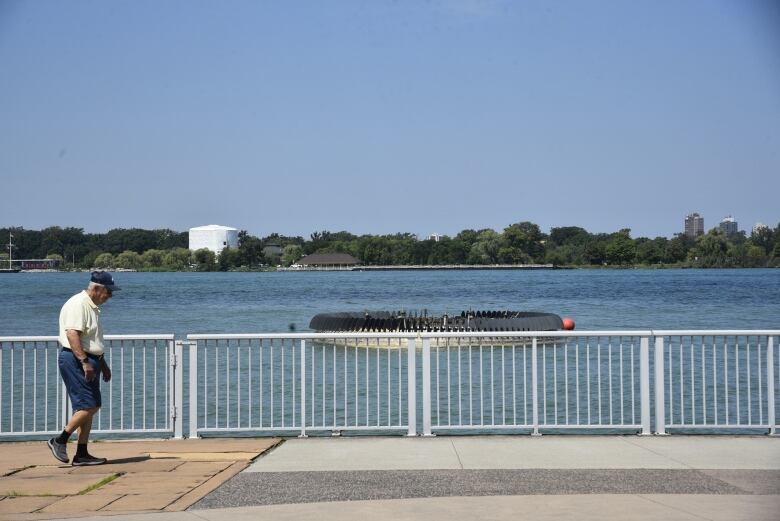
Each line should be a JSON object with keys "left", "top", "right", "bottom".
{"left": 1, "top": 0, "right": 778, "bottom": 239}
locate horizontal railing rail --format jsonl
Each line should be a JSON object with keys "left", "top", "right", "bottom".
{"left": 2, "top": 330, "right": 777, "bottom": 439}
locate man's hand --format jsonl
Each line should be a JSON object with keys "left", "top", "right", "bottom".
{"left": 83, "top": 361, "right": 96, "bottom": 382}
{"left": 102, "top": 363, "right": 112, "bottom": 382}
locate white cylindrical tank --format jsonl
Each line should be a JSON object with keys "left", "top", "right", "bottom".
{"left": 188, "top": 225, "right": 239, "bottom": 255}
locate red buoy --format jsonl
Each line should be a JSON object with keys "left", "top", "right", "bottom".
{"left": 562, "top": 317, "right": 575, "bottom": 330}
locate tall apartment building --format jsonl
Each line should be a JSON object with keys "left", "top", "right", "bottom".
{"left": 752, "top": 222, "right": 768, "bottom": 236}
{"left": 719, "top": 216, "right": 738, "bottom": 235}
{"left": 684, "top": 213, "right": 704, "bottom": 238}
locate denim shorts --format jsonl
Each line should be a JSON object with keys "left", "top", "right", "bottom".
{"left": 58, "top": 349, "right": 102, "bottom": 411}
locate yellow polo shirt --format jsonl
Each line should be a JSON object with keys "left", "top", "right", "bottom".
{"left": 58, "top": 290, "right": 105, "bottom": 355}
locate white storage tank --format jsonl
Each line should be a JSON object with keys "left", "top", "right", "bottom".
{"left": 188, "top": 225, "right": 239, "bottom": 255}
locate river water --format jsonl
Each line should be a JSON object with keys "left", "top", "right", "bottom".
{"left": 1, "top": 268, "right": 779, "bottom": 336}
{"left": 2, "top": 269, "right": 778, "bottom": 437}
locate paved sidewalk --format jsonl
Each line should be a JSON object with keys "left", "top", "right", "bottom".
{"left": 0, "top": 438, "right": 280, "bottom": 520}
{"left": 194, "top": 435, "right": 780, "bottom": 516}
{"left": 1, "top": 436, "right": 778, "bottom": 521}
{"left": 39, "top": 494, "right": 780, "bottom": 521}
{"left": 243, "top": 435, "right": 780, "bottom": 471}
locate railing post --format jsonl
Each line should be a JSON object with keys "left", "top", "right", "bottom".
{"left": 654, "top": 336, "right": 667, "bottom": 435}
{"left": 407, "top": 337, "right": 417, "bottom": 436}
{"left": 300, "top": 340, "right": 307, "bottom": 438}
{"left": 639, "top": 336, "right": 651, "bottom": 435}
{"left": 188, "top": 339, "right": 199, "bottom": 438}
{"left": 768, "top": 336, "right": 775, "bottom": 435}
{"left": 422, "top": 338, "right": 432, "bottom": 436}
{"left": 172, "top": 340, "right": 183, "bottom": 439}
{"left": 532, "top": 337, "right": 540, "bottom": 436}
{"left": 60, "top": 380, "right": 69, "bottom": 431}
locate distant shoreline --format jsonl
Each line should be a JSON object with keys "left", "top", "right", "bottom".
{"left": 11, "top": 265, "right": 777, "bottom": 274}
{"left": 280, "top": 264, "right": 566, "bottom": 272}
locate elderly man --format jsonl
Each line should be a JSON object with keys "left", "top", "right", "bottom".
{"left": 47, "top": 271, "right": 119, "bottom": 466}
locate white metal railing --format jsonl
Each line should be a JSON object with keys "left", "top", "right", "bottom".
{"left": 423, "top": 333, "right": 650, "bottom": 434}
{"left": 2, "top": 330, "right": 777, "bottom": 439}
{"left": 653, "top": 331, "right": 777, "bottom": 435}
{"left": 186, "top": 333, "right": 414, "bottom": 437}
{"left": 0, "top": 335, "right": 177, "bottom": 438}
{"left": 186, "top": 330, "right": 778, "bottom": 437}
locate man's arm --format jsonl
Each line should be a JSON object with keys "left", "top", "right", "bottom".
{"left": 66, "top": 329, "right": 95, "bottom": 382}
{"left": 101, "top": 358, "right": 111, "bottom": 382}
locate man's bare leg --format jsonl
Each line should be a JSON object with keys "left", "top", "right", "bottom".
{"left": 76, "top": 409, "right": 97, "bottom": 444}
{"left": 64, "top": 408, "right": 98, "bottom": 436}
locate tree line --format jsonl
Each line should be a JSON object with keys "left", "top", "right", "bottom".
{"left": 2, "top": 222, "right": 779, "bottom": 271}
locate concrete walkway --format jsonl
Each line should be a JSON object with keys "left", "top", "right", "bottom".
{"left": 244, "top": 435, "right": 780, "bottom": 471}
{"left": 1, "top": 436, "right": 778, "bottom": 521}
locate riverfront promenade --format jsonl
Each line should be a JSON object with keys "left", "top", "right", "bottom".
{"left": 1, "top": 435, "right": 778, "bottom": 520}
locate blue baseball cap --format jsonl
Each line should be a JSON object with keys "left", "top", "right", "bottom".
{"left": 90, "top": 271, "right": 121, "bottom": 291}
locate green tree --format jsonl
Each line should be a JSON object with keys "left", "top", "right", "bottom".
{"left": 467, "top": 230, "right": 501, "bottom": 264}
{"left": 663, "top": 234, "right": 693, "bottom": 264}
{"left": 771, "top": 242, "right": 780, "bottom": 267}
{"left": 750, "top": 225, "right": 774, "bottom": 255}
{"left": 635, "top": 237, "right": 666, "bottom": 265}
{"left": 583, "top": 239, "right": 607, "bottom": 265}
{"left": 94, "top": 253, "right": 115, "bottom": 268}
{"left": 237, "top": 230, "right": 265, "bottom": 266}
{"left": 115, "top": 250, "right": 141, "bottom": 269}
{"left": 690, "top": 229, "right": 729, "bottom": 267}
{"left": 163, "top": 248, "right": 193, "bottom": 270}
{"left": 549, "top": 226, "right": 590, "bottom": 247}
{"left": 155, "top": 229, "right": 188, "bottom": 250}
{"left": 193, "top": 248, "right": 216, "bottom": 271}
{"left": 218, "top": 247, "right": 242, "bottom": 271}
{"left": 282, "top": 244, "right": 303, "bottom": 266}
{"left": 545, "top": 244, "right": 581, "bottom": 265}
{"left": 261, "top": 233, "right": 305, "bottom": 247}
{"left": 82, "top": 251, "right": 101, "bottom": 269}
{"left": 544, "top": 248, "right": 567, "bottom": 266}
{"left": 502, "top": 221, "right": 545, "bottom": 262}
{"left": 455, "top": 229, "right": 479, "bottom": 250}
{"left": 743, "top": 244, "right": 767, "bottom": 268}
{"left": 605, "top": 229, "right": 636, "bottom": 265}
{"left": 141, "top": 249, "right": 165, "bottom": 269}
{"left": 307, "top": 230, "right": 358, "bottom": 254}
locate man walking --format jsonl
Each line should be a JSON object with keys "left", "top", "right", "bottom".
{"left": 47, "top": 271, "right": 119, "bottom": 466}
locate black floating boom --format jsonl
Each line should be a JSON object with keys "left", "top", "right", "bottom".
{"left": 309, "top": 310, "right": 563, "bottom": 332}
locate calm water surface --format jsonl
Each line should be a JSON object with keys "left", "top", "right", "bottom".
{"left": 1, "top": 269, "right": 778, "bottom": 336}
{"left": 2, "top": 269, "right": 778, "bottom": 436}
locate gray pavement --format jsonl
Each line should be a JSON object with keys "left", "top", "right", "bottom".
{"left": 46, "top": 495, "right": 780, "bottom": 521}
{"left": 191, "top": 435, "right": 780, "bottom": 511}
{"left": 241, "top": 435, "right": 780, "bottom": 471}
{"left": 194, "top": 469, "right": 758, "bottom": 507}
{"left": 10, "top": 435, "right": 780, "bottom": 520}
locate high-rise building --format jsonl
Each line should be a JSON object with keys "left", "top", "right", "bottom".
{"left": 752, "top": 222, "right": 768, "bottom": 236}
{"left": 719, "top": 216, "right": 738, "bottom": 235}
{"left": 684, "top": 213, "right": 704, "bottom": 238}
